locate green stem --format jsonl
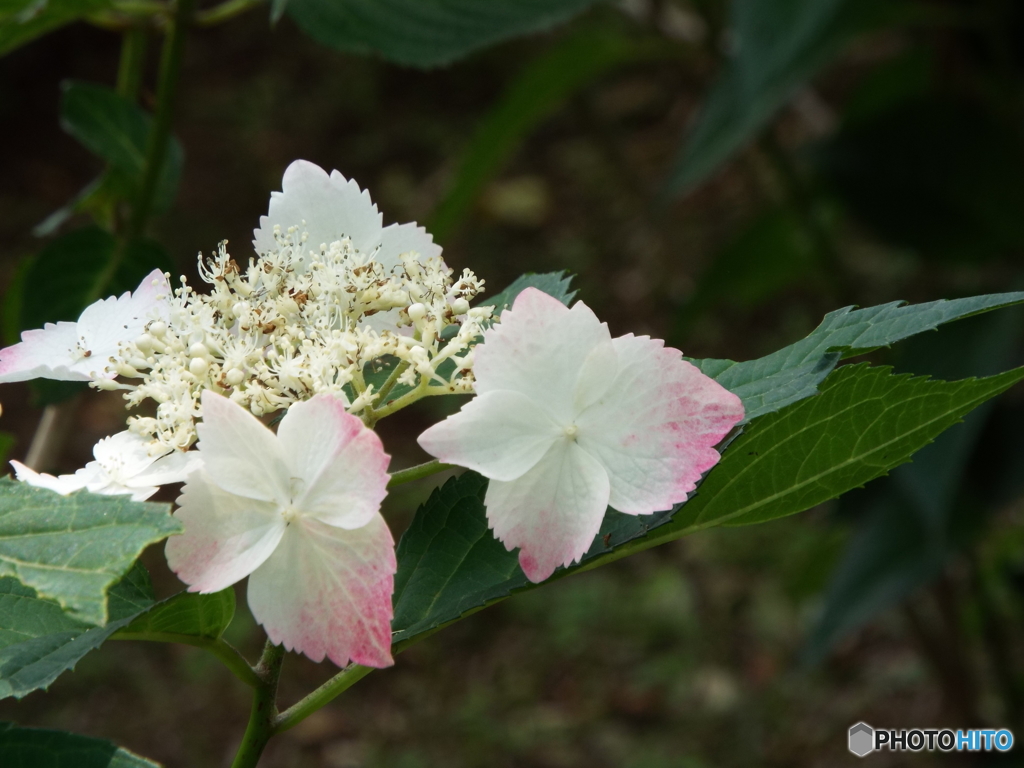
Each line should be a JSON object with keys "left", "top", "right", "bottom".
{"left": 116, "top": 27, "right": 147, "bottom": 102}
{"left": 373, "top": 360, "right": 410, "bottom": 407}
{"left": 387, "top": 459, "right": 454, "bottom": 488}
{"left": 273, "top": 664, "right": 373, "bottom": 734}
{"left": 195, "top": 0, "right": 263, "bottom": 26}
{"left": 231, "top": 640, "right": 285, "bottom": 768}
{"left": 125, "top": 0, "right": 193, "bottom": 243}
{"left": 111, "top": 632, "right": 260, "bottom": 688}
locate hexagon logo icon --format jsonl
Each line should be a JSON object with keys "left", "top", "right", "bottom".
{"left": 849, "top": 722, "right": 874, "bottom": 757}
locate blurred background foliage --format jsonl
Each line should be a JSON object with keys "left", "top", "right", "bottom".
{"left": 3, "top": 0, "right": 1024, "bottom": 764}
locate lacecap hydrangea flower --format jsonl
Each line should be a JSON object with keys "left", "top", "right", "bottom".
{"left": 165, "top": 390, "right": 395, "bottom": 668}
{"left": 419, "top": 288, "right": 745, "bottom": 582}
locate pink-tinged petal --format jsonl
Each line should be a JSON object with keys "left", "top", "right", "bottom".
{"left": 253, "top": 160, "right": 383, "bottom": 258}
{"left": 377, "top": 222, "right": 442, "bottom": 271}
{"left": 247, "top": 514, "right": 396, "bottom": 668}
{"left": 0, "top": 322, "right": 89, "bottom": 383}
{"left": 418, "top": 390, "right": 562, "bottom": 482}
{"left": 576, "top": 335, "right": 744, "bottom": 515}
{"left": 10, "top": 461, "right": 86, "bottom": 495}
{"left": 276, "top": 394, "right": 390, "bottom": 529}
{"left": 196, "top": 390, "right": 291, "bottom": 504}
{"left": 474, "top": 288, "right": 611, "bottom": 423}
{"left": 129, "top": 268, "right": 172, "bottom": 312}
{"left": 165, "top": 470, "right": 286, "bottom": 593}
{"left": 485, "top": 439, "right": 610, "bottom": 583}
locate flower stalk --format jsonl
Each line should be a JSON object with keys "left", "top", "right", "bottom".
{"left": 230, "top": 640, "right": 285, "bottom": 768}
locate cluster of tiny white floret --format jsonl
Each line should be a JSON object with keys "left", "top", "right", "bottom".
{"left": 97, "top": 225, "right": 492, "bottom": 452}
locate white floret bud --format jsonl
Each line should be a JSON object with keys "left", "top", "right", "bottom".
{"left": 451, "top": 298, "right": 470, "bottom": 315}
{"left": 188, "top": 342, "right": 209, "bottom": 359}
{"left": 149, "top": 321, "right": 168, "bottom": 338}
{"left": 225, "top": 368, "right": 246, "bottom": 386}
{"left": 408, "top": 303, "right": 428, "bottom": 323}
{"left": 189, "top": 358, "right": 210, "bottom": 377}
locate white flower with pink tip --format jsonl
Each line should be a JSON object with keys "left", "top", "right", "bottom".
{"left": 418, "top": 287, "right": 745, "bottom": 583}
{"left": 0, "top": 269, "right": 170, "bottom": 383}
{"left": 165, "top": 390, "right": 395, "bottom": 669}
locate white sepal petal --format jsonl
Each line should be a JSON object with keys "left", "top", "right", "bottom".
{"left": 485, "top": 439, "right": 610, "bottom": 583}
{"left": 247, "top": 514, "right": 395, "bottom": 668}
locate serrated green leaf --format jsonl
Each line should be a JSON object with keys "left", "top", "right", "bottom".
{"left": 116, "top": 588, "right": 235, "bottom": 641}
{"left": 665, "top": 0, "right": 891, "bottom": 197}
{"left": 671, "top": 364, "right": 1024, "bottom": 531}
{"left": 0, "top": 721, "right": 160, "bottom": 767}
{"left": 286, "top": 0, "right": 606, "bottom": 68}
{"left": 429, "top": 27, "right": 662, "bottom": 239}
{"left": 0, "top": 563, "right": 154, "bottom": 699}
{"left": 0, "top": 0, "right": 113, "bottom": 57}
{"left": 480, "top": 271, "right": 575, "bottom": 316}
{"left": 692, "top": 291, "right": 1024, "bottom": 421}
{"left": 60, "top": 81, "right": 183, "bottom": 214}
{"left": 391, "top": 363, "right": 1024, "bottom": 647}
{"left": 802, "top": 308, "right": 1024, "bottom": 663}
{"left": 0, "top": 480, "right": 179, "bottom": 626}
{"left": 391, "top": 472, "right": 673, "bottom": 643}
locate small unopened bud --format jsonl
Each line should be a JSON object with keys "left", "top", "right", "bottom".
{"left": 189, "top": 358, "right": 209, "bottom": 377}
{"left": 93, "top": 378, "right": 122, "bottom": 391}
{"left": 189, "top": 342, "right": 209, "bottom": 359}
{"left": 135, "top": 334, "right": 155, "bottom": 353}
{"left": 226, "top": 368, "right": 245, "bottom": 386}
{"left": 408, "top": 303, "right": 428, "bottom": 323}
{"left": 148, "top": 321, "right": 168, "bottom": 338}
{"left": 451, "top": 298, "right": 470, "bottom": 315}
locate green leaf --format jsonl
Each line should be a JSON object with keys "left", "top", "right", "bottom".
{"left": 802, "top": 308, "right": 1024, "bottom": 662}
{"left": 0, "top": 563, "right": 154, "bottom": 699}
{"left": 429, "top": 27, "right": 664, "bottom": 239}
{"left": 665, "top": 0, "right": 891, "bottom": 197}
{"left": 693, "top": 290, "right": 1024, "bottom": 421}
{"left": 0, "top": 0, "right": 113, "bottom": 57}
{"left": 391, "top": 472, "right": 674, "bottom": 643}
{"left": 681, "top": 364, "right": 1024, "bottom": 530}
{"left": 0, "top": 479, "right": 180, "bottom": 626}
{"left": 391, "top": 363, "right": 1024, "bottom": 647}
{"left": 286, "top": 0, "right": 606, "bottom": 68}
{"left": 116, "top": 589, "right": 235, "bottom": 641}
{"left": 60, "top": 81, "right": 183, "bottom": 214}
{"left": 0, "top": 722, "right": 159, "bottom": 767}
{"left": 481, "top": 271, "right": 575, "bottom": 316}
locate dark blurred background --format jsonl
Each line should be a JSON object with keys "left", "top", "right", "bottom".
{"left": 4, "top": 0, "right": 1024, "bottom": 765}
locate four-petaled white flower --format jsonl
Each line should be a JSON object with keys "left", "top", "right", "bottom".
{"left": 11, "top": 430, "right": 200, "bottom": 501}
{"left": 418, "top": 287, "right": 745, "bottom": 583}
{"left": 0, "top": 269, "right": 171, "bottom": 383}
{"left": 253, "top": 159, "right": 441, "bottom": 332}
{"left": 165, "top": 390, "right": 395, "bottom": 668}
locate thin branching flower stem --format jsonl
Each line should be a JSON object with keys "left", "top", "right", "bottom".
{"left": 387, "top": 459, "right": 454, "bottom": 488}
{"left": 272, "top": 665, "right": 373, "bottom": 734}
{"left": 230, "top": 640, "right": 286, "bottom": 768}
